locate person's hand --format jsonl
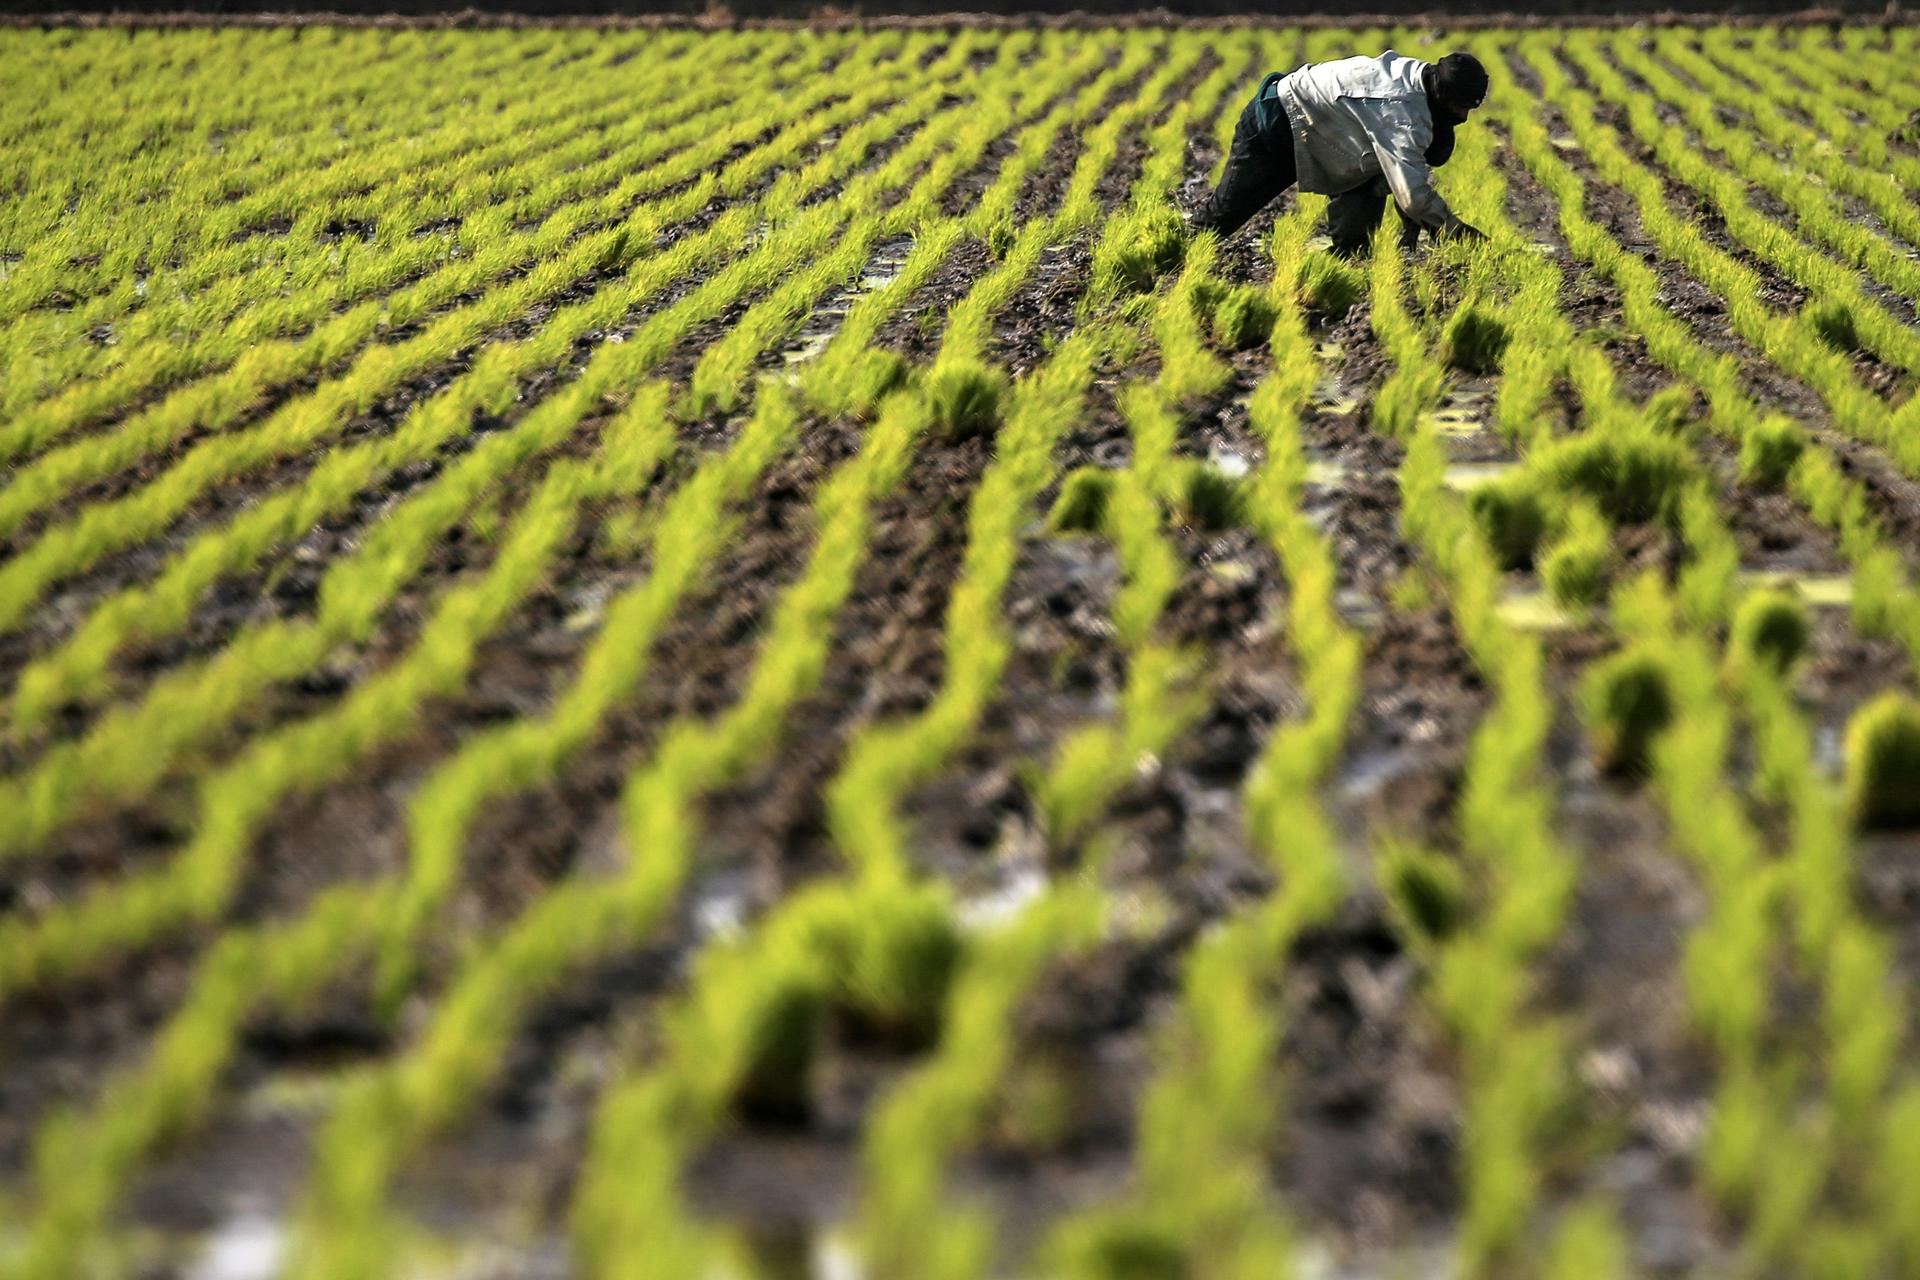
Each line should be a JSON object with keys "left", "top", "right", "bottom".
{"left": 1447, "top": 221, "right": 1488, "bottom": 242}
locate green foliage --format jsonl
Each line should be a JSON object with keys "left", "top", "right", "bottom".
{"left": 1172, "top": 462, "right": 1245, "bottom": 532}
{"left": 810, "top": 886, "right": 964, "bottom": 1049}
{"left": 1055, "top": 1216, "right": 1190, "bottom": 1280}
{"left": 1641, "top": 381, "right": 1699, "bottom": 433}
{"left": 845, "top": 350, "right": 911, "bottom": 419}
{"left": 1845, "top": 692, "right": 1920, "bottom": 828}
{"left": 1440, "top": 301, "right": 1512, "bottom": 375}
{"left": 1184, "top": 275, "right": 1229, "bottom": 331}
{"left": 1209, "top": 285, "right": 1279, "bottom": 351}
{"left": 1807, "top": 296, "right": 1861, "bottom": 354}
{"left": 926, "top": 359, "right": 1009, "bottom": 440}
{"left": 732, "top": 964, "right": 824, "bottom": 1124}
{"left": 1298, "top": 249, "right": 1366, "bottom": 319}
{"left": 1388, "top": 564, "right": 1435, "bottom": 612}
{"left": 1739, "top": 415, "right": 1807, "bottom": 490}
{"left": 982, "top": 213, "right": 1017, "bottom": 259}
{"left": 1541, "top": 501, "right": 1613, "bottom": 608}
{"left": 1730, "top": 588, "right": 1810, "bottom": 675}
{"left": 1583, "top": 647, "right": 1675, "bottom": 778}
{"left": 1378, "top": 840, "right": 1470, "bottom": 945}
{"left": 1047, "top": 467, "right": 1114, "bottom": 534}
{"left": 1469, "top": 476, "right": 1553, "bottom": 571}
{"left": 1539, "top": 429, "right": 1698, "bottom": 525}
{"left": 1099, "top": 206, "right": 1188, "bottom": 296}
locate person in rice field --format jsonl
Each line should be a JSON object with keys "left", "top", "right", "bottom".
{"left": 1186, "top": 49, "right": 1490, "bottom": 256}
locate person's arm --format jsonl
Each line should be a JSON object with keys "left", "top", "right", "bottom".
{"left": 1357, "top": 97, "right": 1477, "bottom": 235}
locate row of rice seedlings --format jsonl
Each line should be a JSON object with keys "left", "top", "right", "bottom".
{"left": 566, "top": 43, "right": 1231, "bottom": 1275}
{"left": 289, "top": 33, "right": 1200, "bottom": 1266}
{"left": 842, "top": 325, "right": 1117, "bottom": 1278}
{"left": 1509, "top": 34, "right": 1920, "bottom": 663}
{"left": 823, "top": 27, "right": 1207, "bottom": 885}
{"left": 1048, "top": 169, "right": 1360, "bottom": 1276}
{"left": 0, "top": 35, "right": 1172, "bottom": 1270}
{"left": 682, "top": 30, "right": 1074, "bottom": 418}
{"left": 1539, "top": 38, "right": 1920, "bottom": 1257}
{"left": 1518, "top": 35, "right": 1920, "bottom": 606}
{"left": 1764, "top": 24, "right": 1920, "bottom": 128}
{"left": 1570, "top": 34, "right": 1920, "bottom": 380}
{"left": 1373, "top": 194, "right": 1617, "bottom": 1280}
{"left": 0, "top": 29, "right": 706, "bottom": 325}
{"left": 1600, "top": 571, "right": 1913, "bottom": 1272}
{"left": 1455, "top": 32, "right": 1703, "bottom": 611}
{"left": 0, "top": 28, "right": 472, "bottom": 249}
{"left": 1712, "top": 28, "right": 1920, "bottom": 199}
{"left": 0, "top": 38, "right": 987, "bottom": 741}
{"left": 0, "top": 33, "right": 656, "bottom": 340}
{"left": 0, "top": 31, "right": 945, "bottom": 527}
{"left": 294, "top": 383, "right": 946, "bottom": 1278}
{"left": 0, "top": 30, "right": 711, "bottom": 375}
{"left": 1529, "top": 36, "right": 1920, "bottom": 483}
{"left": 0, "top": 33, "right": 1053, "bottom": 995}
{"left": 0, "top": 33, "right": 819, "bottom": 443}
{"left": 371, "top": 35, "right": 1115, "bottom": 996}
{"left": 1029, "top": 41, "right": 1259, "bottom": 841}
{"left": 1492, "top": 43, "right": 1920, "bottom": 1267}
{"left": 0, "top": 385, "right": 808, "bottom": 1280}
{"left": 1657, "top": 32, "right": 1920, "bottom": 292}
{"left": 800, "top": 34, "right": 1152, "bottom": 419}
{"left": 564, "top": 876, "right": 1083, "bottom": 1280}
{"left": 1734, "top": 626, "right": 1919, "bottom": 1266}
{"left": 848, "top": 40, "right": 1250, "bottom": 1273}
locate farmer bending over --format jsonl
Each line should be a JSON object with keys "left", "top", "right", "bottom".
{"left": 1188, "top": 49, "right": 1490, "bottom": 256}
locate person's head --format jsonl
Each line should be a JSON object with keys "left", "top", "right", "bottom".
{"left": 1429, "top": 51, "right": 1489, "bottom": 126}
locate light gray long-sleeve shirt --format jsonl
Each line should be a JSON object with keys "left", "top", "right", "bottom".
{"left": 1271, "top": 49, "right": 1465, "bottom": 232}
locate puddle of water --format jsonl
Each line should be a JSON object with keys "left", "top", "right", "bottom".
{"left": 958, "top": 864, "right": 1047, "bottom": 929}
{"left": 1208, "top": 444, "right": 1252, "bottom": 478}
{"left": 857, "top": 244, "right": 910, "bottom": 292}
{"left": 721, "top": 1225, "right": 865, "bottom": 1280}
{"left": 1495, "top": 590, "right": 1577, "bottom": 631}
{"left": 243, "top": 1068, "right": 362, "bottom": 1120}
{"left": 1208, "top": 559, "right": 1257, "bottom": 585}
{"left": 1814, "top": 723, "right": 1845, "bottom": 776}
{"left": 1440, "top": 462, "right": 1517, "bottom": 492}
{"left": 186, "top": 1212, "right": 284, "bottom": 1280}
{"left": 1295, "top": 1238, "right": 1458, "bottom": 1280}
{"left": 781, "top": 331, "right": 835, "bottom": 365}
{"left": 1315, "top": 341, "right": 1344, "bottom": 363}
{"left": 1306, "top": 460, "right": 1349, "bottom": 488}
{"left": 1333, "top": 586, "right": 1386, "bottom": 627}
{"left": 1336, "top": 744, "right": 1418, "bottom": 802}
{"left": 691, "top": 868, "right": 752, "bottom": 942}
{"left": 1737, "top": 570, "right": 1852, "bottom": 607}
{"left": 1421, "top": 407, "right": 1482, "bottom": 437}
